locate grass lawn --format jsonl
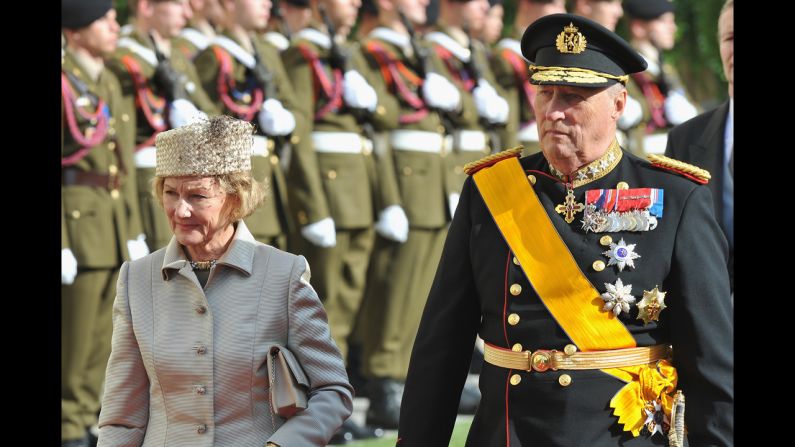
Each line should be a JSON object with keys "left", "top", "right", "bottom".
{"left": 347, "top": 419, "right": 472, "bottom": 446}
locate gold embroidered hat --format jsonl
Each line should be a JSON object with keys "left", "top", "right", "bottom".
{"left": 155, "top": 115, "right": 254, "bottom": 177}
{"left": 521, "top": 13, "right": 647, "bottom": 88}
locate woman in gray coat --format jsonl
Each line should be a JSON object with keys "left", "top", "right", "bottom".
{"left": 97, "top": 115, "right": 353, "bottom": 446}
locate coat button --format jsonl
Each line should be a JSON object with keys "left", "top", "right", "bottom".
{"left": 600, "top": 235, "right": 613, "bottom": 246}
{"left": 512, "top": 256, "right": 520, "bottom": 266}
{"left": 564, "top": 344, "right": 578, "bottom": 355}
{"left": 196, "top": 385, "right": 206, "bottom": 395}
{"left": 509, "top": 284, "right": 522, "bottom": 296}
{"left": 196, "top": 424, "right": 207, "bottom": 434}
{"left": 616, "top": 181, "right": 629, "bottom": 190}
{"left": 267, "top": 139, "right": 275, "bottom": 151}
{"left": 510, "top": 374, "right": 522, "bottom": 386}
{"left": 508, "top": 313, "right": 520, "bottom": 326}
{"left": 196, "top": 305, "right": 207, "bottom": 315}
{"left": 558, "top": 374, "right": 572, "bottom": 387}
{"left": 71, "top": 210, "right": 81, "bottom": 219}
{"left": 402, "top": 166, "right": 413, "bottom": 176}
{"left": 527, "top": 174, "right": 536, "bottom": 185}
{"left": 107, "top": 141, "right": 116, "bottom": 150}
{"left": 270, "top": 155, "right": 279, "bottom": 165}
{"left": 110, "top": 189, "right": 120, "bottom": 199}
{"left": 511, "top": 343, "right": 523, "bottom": 352}
{"left": 121, "top": 113, "right": 130, "bottom": 122}
{"left": 196, "top": 345, "right": 207, "bottom": 355}
{"left": 327, "top": 170, "right": 337, "bottom": 180}
{"left": 290, "top": 134, "right": 300, "bottom": 145}
{"left": 108, "top": 164, "right": 118, "bottom": 175}
{"left": 592, "top": 260, "right": 605, "bottom": 272}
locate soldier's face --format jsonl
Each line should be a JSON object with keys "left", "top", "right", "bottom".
{"left": 582, "top": 0, "right": 623, "bottom": 32}
{"left": 163, "top": 176, "right": 234, "bottom": 250}
{"left": 719, "top": 6, "right": 733, "bottom": 97}
{"left": 71, "top": 9, "right": 120, "bottom": 57}
{"left": 535, "top": 84, "right": 623, "bottom": 166}
{"left": 324, "top": 0, "right": 361, "bottom": 34}
{"left": 150, "top": 0, "right": 192, "bottom": 38}
{"left": 236, "top": 0, "right": 272, "bottom": 31}
{"left": 481, "top": 4, "right": 503, "bottom": 45}
{"left": 397, "top": 0, "right": 429, "bottom": 26}
{"left": 461, "top": 0, "right": 489, "bottom": 34}
{"left": 646, "top": 12, "right": 676, "bottom": 50}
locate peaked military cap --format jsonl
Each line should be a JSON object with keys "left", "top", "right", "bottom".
{"left": 521, "top": 13, "right": 647, "bottom": 88}
{"left": 623, "top": 0, "right": 675, "bottom": 20}
{"left": 62, "top": 0, "right": 112, "bottom": 30}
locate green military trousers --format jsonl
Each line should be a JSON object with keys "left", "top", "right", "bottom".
{"left": 358, "top": 226, "right": 448, "bottom": 380}
{"left": 62, "top": 268, "right": 119, "bottom": 441}
{"left": 300, "top": 227, "right": 375, "bottom": 361}
{"left": 137, "top": 167, "right": 172, "bottom": 251}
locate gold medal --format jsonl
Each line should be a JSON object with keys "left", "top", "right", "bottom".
{"left": 555, "top": 185, "right": 585, "bottom": 224}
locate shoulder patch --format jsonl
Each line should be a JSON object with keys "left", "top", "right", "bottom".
{"left": 647, "top": 154, "right": 711, "bottom": 184}
{"left": 464, "top": 146, "right": 524, "bottom": 175}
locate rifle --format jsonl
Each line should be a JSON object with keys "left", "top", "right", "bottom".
{"left": 462, "top": 23, "right": 501, "bottom": 153}
{"left": 149, "top": 32, "right": 188, "bottom": 101}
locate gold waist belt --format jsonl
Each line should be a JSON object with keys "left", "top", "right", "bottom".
{"left": 484, "top": 343, "right": 672, "bottom": 372}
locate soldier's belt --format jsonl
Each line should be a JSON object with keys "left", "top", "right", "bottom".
{"left": 453, "top": 129, "right": 487, "bottom": 152}
{"left": 390, "top": 130, "right": 444, "bottom": 153}
{"left": 62, "top": 167, "right": 121, "bottom": 191}
{"left": 484, "top": 342, "right": 672, "bottom": 372}
{"left": 134, "top": 146, "right": 157, "bottom": 168}
{"left": 311, "top": 131, "right": 372, "bottom": 155}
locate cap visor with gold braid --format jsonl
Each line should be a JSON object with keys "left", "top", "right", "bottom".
{"left": 155, "top": 115, "right": 254, "bottom": 177}
{"left": 520, "top": 13, "right": 647, "bottom": 88}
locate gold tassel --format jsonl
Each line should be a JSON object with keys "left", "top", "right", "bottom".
{"left": 668, "top": 390, "right": 685, "bottom": 447}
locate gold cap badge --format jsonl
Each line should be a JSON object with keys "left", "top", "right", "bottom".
{"left": 556, "top": 23, "right": 587, "bottom": 54}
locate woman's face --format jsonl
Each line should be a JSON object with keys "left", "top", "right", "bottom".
{"left": 163, "top": 176, "right": 232, "bottom": 249}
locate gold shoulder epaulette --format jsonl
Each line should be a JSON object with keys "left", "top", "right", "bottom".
{"left": 464, "top": 146, "right": 524, "bottom": 176}
{"left": 647, "top": 154, "right": 711, "bottom": 185}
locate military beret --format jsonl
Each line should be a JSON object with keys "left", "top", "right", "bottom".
{"left": 62, "top": 0, "right": 112, "bottom": 30}
{"left": 521, "top": 13, "right": 647, "bottom": 88}
{"left": 623, "top": 0, "right": 675, "bottom": 20}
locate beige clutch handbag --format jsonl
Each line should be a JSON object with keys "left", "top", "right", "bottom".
{"left": 266, "top": 345, "right": 309, "bottom": 419}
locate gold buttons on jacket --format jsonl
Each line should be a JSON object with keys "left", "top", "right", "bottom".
{"left": 377, "top": 105, "right": 386, "bottom": 116}
{"left": 108, "top": 164, "right": 118, "bottom": 175}
{"left": 242, "top": 93, "right": 252, "bottom": 104}
{"left": 600, "top": 235, "right": 613, "bottom": 246}
{"left": 437, "top": 125, "right": 446, "bottom": 134}
{"left": 327, "top": 170, "right": 337, "bottom": 180}
{"left": 297, "top": 211, "right": 308, "bottom": 225}
{"left": 267, "top": 139, "right": 275, "bottom": 151}
{"left": 510, "top": 284, "right": 522, "bottom": 296}
{"left": 121, "top": 113, "right": 130, "bottom": 122}
{"left": 511, "top": 343, "right": 523, "bottom": 352}
{"left": 107, "top": 141, "right": 116, "bottom": 150}
{"left": 592, "top": 260, "right": 605, "bottom": 272}
{"left": 564, "top": 344, "right": 578, "bottom": 355}
{"left": 110, "top": 189, "right": 120, "bottom": 199}
{"left": 71, "top": 210, "right": 81, "bottom": 219}
{"left": 558, "top": 374, "right": 572, "bottom": 387}
{"left": 512, "top": 256, "right": 520, "bottom": 266}
{"left": 510, "top": 374, "right": 522, "bottom": 385}
{"left": 290, "top": 134, "right": 300, "bottom": 145}
{"left": 270, "top": 155, "right": 279, "bottom": 165}
{"left": 527, "top": 174, "right": 536, "bottom": 185}
{"left": 508, "top": 313, "right": 520, "bottom": 325}
{"left": 402, "top": 166, "right": 413, "bottom": 176}
{"left": 617, "top": 181, "right": 629, "bottom": 190}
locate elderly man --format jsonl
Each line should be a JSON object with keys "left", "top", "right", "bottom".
{"left": 666, "top": 0, "right": 733, "bottom": 293}
{"left": 397, "top": 13, "right": 733, "bottom": 446}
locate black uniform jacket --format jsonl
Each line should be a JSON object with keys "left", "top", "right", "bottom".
{"left": 397, "top": 150, "right": 733, "bottom": 446}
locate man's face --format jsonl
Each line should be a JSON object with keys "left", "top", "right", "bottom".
{"left": 586, "top": 0, "right": 623, "bottom": 31}
{"left": 397, "top": 0, "right": 429, "bottom": 27}
{"left": 324, "top": 0, "right": 362, "bottom": 33}
{"left": 151, "top": 0, "right": 192, "bottom": 38}
{"left": 461, "top": 0, "right": 489, "bottom": 34}
{"left": 646, "top": 12, "right": 676, "bottom": 50}
{"left": 534, "top": 84, "right": 622, "bottom": 164}
{"left": 73, "top": 9, "right": 120, "bottom": 57}
{"left": 719, "top": 6, "right": 733, "bottom": 97}
{"left": 235, "top": 0, "right": 272, "bottom": 31}
{"left": 481, "top": 4, "right": 503, "bottom": 44}
{"left": 537, "top": 0, "right": 567, "bottom": 17}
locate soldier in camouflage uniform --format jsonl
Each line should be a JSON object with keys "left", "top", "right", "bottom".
{"left": 61, "top": 1, "right": 145, "bottom": 445}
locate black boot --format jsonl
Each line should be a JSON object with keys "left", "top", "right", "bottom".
{"left": 365, "top": 378, "right": 403, "bottom": 429}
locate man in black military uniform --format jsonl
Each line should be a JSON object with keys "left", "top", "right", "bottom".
{"left": 397, "top": 13, "right": 733, "bottom": 446}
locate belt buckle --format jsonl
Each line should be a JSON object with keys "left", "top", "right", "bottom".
{"left": 529, "top": 349, "right": 555, "bottom": 372}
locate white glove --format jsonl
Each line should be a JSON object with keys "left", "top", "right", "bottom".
{"left": 169, "top": 98, "right": 207, "bottom": 128}
{"left": 258, "top": 98, "right": 296, "bottom": 136}
{"left": 617, "top": 94, "right": 643, "bottom": 130}
{"left": 375, "top": 205, "right": 409, "bottom": 243}
{"left": 343, "top": 70, "right": 378, "bottom": 112}
{"left": 448, "top": 192, "right": 460, "bottom": 219}
{"left": 62, "top": 248, "right": 78, "bottom": 285}
{"left": 422, "top": 72, "right": 461, "bottom": 112}
{"left": 473, "top": 79, "right": 509, "bottom": 124}
{"left": 126, "top": 233, "right": 150, "bottom": 261}
{"left": 301, "top": 217, "right": 337, "bottom": 248}
{"left": 664, "top": 90, "right": 698, "bottom": 126}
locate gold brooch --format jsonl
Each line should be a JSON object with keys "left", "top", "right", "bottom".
{"left": 556, "top": 23, "right": 587, "bottom": 54}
